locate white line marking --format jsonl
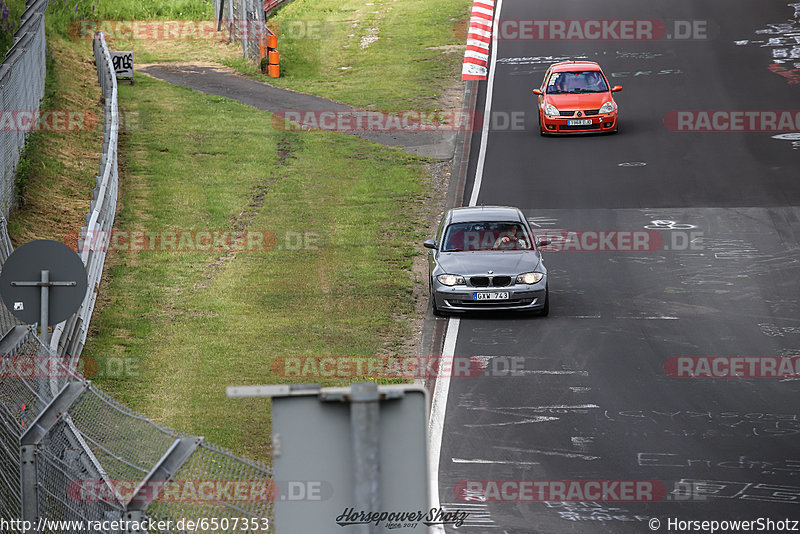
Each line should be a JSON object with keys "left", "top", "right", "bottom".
{"left": 430, "top": 2, "right": 502, "bottom": 526}
{"left": 468, "top": 0, "right": 503, "bottom": 207}
{"left": 452, "top": 458, "right": 541, "bottom": 465}
{"left": 495, "top": 446, "right": 600, "bottom": 461}
{"left": 489, "top": 404, "right": 599, "bottom": 410}
{"left": 464, "top": 416, "right": 560, "bottom": 427}
{"left": 428, "top": 317, "right": 459, "bottom": 534}
{"left": 615, "top": 316, "right": 679, "bottom": 320}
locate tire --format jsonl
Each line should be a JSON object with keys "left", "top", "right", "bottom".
{"left": 430, "top": 283, "right": 444, "bottom": 317}
{"left": 537, "top": 287, "right": 549, "bottom": 317}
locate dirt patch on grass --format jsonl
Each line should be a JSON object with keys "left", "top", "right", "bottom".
{"left": 194, "top": 135, "right": 297, "bottom": 290}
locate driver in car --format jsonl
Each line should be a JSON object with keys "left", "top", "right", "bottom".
{"left": 493, "top": 229, "right": 528, "bottom": 250}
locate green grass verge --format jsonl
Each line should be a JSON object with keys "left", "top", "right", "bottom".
{"left": 229, "top": 0, "right": 470, "bottom": 110}
{"left": 81, "top": 72, "right": 431, "bottom": 459}
{"left": 54, "top": 0, "right": 470, "bottom": 111}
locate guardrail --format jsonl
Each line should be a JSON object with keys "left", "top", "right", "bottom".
{"left": 0, "top": 0, "right": 48, "bottom": 219}
{"left": 215, "top": 0, "right": 282, "bottom": 76}
{"left": 0, "top": 31, "right": 273, "bottom": 531}
{"left": 47, "top": 31, "right": 120, "bottom": 369}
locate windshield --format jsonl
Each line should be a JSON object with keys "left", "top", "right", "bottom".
{"left": 442, "top": 222, "right": 533, "bottom": 251}
{"left": 547, "top": 70, "right": 608, "bottom": 94}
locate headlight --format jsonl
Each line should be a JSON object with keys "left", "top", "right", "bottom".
{"left": 437, "top": 274, "right": 465, "bottom": 286}
{"left": 543, "top": 103, "right": 559, "bottom": 116}
{"left": 516, "top": 272, "right": 544, "bottom": 285}
{"left": 599, "top": 101, "right": 615, "bottom": 114}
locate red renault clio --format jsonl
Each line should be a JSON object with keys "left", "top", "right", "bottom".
{"left": 533, "top": 61, "right": 621, "bottom": 135}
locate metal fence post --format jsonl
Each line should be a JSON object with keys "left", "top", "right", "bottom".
{"left": 20, "top": 380, "right": 89, "bottom": 529}
{"left": 241, "top": 0, "right": 248, "bottom": 59}
{"left": 350, "top": 382, "right": 381, "bottom": 534}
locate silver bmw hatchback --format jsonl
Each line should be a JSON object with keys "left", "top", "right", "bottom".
{"left": 424, "top": 206, "right": 550, "bottom": 316}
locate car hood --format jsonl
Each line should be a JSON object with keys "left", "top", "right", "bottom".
{"left": 545, "top": 93, "right": 611, "bottom": 109}
{"left": 436, "top": 251, "right": 542, "bottom": 275}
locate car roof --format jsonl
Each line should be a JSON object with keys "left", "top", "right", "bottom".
{"left": 447, "top": 206, "right": 525, "bottom": 223}
{"left": 550, "top": 61, "right": 602, "bottom": 72}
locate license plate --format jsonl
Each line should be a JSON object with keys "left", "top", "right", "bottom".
{"left": 473, "top": 292, "right": 509, "bottom": 301}
{"left": 568, "top": 119, "right": 593, "bottom": 126}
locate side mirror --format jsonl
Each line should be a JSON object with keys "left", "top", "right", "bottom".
{"left": 423, "top": 239, "right": 437, "bottom": 250}
{"left": 611, "top": 85, "right": 622, "bottom": 92}
{"left": 537, "top": 237, "right": 550, "bottom": 247}
{"left": 532, "top": 88, "right": 543, "bottom": 95}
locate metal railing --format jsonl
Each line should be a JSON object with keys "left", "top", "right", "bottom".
{"left": 47, "top": 30, "right": 121, "bottom": 373}
{"left": 0, "top": 29, "right": 273, "bottom": 534}
{"left": 215, "top": 0, "right": 273, "bottom": 63}
{"left": 0, "top": 0, "right": 48, "bottom": 219}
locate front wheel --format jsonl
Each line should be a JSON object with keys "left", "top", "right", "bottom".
{"left": 430, "top": 283, "right": 444, "bottom": 317}
{"left": 537, "top": 287, "right": 549, "bottom": 317}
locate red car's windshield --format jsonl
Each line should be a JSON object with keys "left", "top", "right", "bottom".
{"left": 442, "top": 222, "right": 533, "bottom": 251}
{"left": 547, "top": 70, "right": 608, "bottom": 94}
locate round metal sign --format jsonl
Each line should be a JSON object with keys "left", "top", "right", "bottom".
{"left": 0, "top": 239, "right": 88, "bottom": 325}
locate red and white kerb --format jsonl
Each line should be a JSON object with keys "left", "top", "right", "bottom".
{"left": 462, "top": 0, "right": 495, "bottom": 80}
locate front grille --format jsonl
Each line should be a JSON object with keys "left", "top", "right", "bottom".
{"left": 559, "top": 111, "right": 575, "bottom": 117}
{"left": 559, "top": 123, "right": 603, "bottom": 131}
{"left": 584, "top": 109, "right": 600, "bottom": 115}
{"left": 492, "top": 276, "right": 511, "bottom": 287}
{"left": 469, "top": 276, "right": 512, "bottom": 287}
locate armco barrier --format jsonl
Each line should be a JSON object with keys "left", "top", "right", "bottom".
{"left": 0, "top": 31, "right": 273, "bottom": 531}
{"left": 215, "top": 0, "right": 281, "bottom": 74}
{"left": 48, "top": 32, "right": 121, "bottom": 370}
{"left": 0, "top": 0, "right": 48, "bottom": 219}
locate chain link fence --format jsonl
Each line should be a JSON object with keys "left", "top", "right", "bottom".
{"left": 0, "top": 0, "right": 48, "bottom": 219}
{"left": 0, "top": 28, "right": 273, "bottom": 534}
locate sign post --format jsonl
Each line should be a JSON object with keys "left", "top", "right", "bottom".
{"left": 227, "top": 382, "right": 431, "bottom": 533}
{"left": 0, "top": 239, "right": 89, "bottom": 528}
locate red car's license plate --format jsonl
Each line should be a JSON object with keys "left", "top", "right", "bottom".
{"left": 568, "top": 119, "right": 593, "bottom": 126}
